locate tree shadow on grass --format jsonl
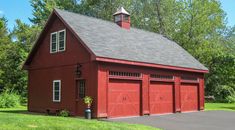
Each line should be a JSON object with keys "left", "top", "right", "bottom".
{"left": 0, "top": 110, "right": 47, "bottom": 116}
{"left": 221, "top": 106, "right": 235, "bottom": 111}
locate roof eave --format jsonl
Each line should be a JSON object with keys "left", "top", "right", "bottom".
{"left": 95, "top": 56, "right": 209, "bottom": 73}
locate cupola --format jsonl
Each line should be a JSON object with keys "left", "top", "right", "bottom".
{"left": 113, "top": 7, "right": 130, "bottom": 29}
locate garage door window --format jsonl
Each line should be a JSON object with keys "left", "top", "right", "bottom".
{"left": 150, "top": 74, "right": 174, "bottom": 81}
{"left": 109, "top": 71, "right": 141, "bottom": 78}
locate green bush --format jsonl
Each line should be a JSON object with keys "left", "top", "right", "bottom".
{"left": 58, "top": 109, "right": 70, "bottom": 117}
{"left": 20, "top": 96, "right": 27, "bottom": 106}
{"left": 215, "top": 85, "right": 235, "bottom": 103}
{"left": 0, "top": 90, "right": 21, "bottom": 108}
{"left": 226, "top": 95, "right": 235, "bottom": 103}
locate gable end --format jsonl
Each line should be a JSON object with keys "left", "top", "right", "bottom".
{"left": 23, "top": 9, "right": 96, "bottom": 69}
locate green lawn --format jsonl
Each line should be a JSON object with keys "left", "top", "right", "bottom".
{"left": 0, "top": 107, "right": 159, "bottom": 130}
{"left": 2, "top": 103, "right": 233, "bottom": 130}
{"left": 205, "top": 103, "right": 235, "bottom": 111}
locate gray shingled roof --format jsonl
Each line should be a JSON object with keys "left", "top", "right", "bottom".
{"left": 55, "top": 9, "right": 208, "bottom": 71}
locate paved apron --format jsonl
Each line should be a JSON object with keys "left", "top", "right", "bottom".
{"left": 107, "top": 111, "right": 235, "bottom": 130}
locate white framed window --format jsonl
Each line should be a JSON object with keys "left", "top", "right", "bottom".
{"left": 50, "top": 29, "right": 66, "bottom": 53}
{"left": 78, "top": 80, "right": 85, "bottom": 98}
{"left": 53, "top": 80, "right": 61, "bottom": 102}
{"left": 50, "top": 32, "right": 57, "bottom": 53}
{"left": 58, "top": 29, "right": 66, "bottom": 52}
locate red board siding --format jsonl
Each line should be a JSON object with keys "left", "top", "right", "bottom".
{"left": 174, "top": 77, "right": 181, "bottom": 112}
{"left": 142, "top": 73, "right": 149, "bottom": 115}
{"left": 180, "top": 84, "right": 199, "bottom": 112}
{"left": 27, "top": 16, "right": 98, "bottom": 117}
{"left": 199, "top": 78, "right": 205, "bottom": 110}
{"left": 28, "top": 66, "right": 76, "bottom": 114}
{"left": 97, "top": 62, "right": 205, "bottom": 117}
{"left": 149, "top": 82, "right": 174, "bottom": 114}
{"left": 30, "top": 19, "right": 90, "bottom": 69}
{"left": 108, "top": 79, "right": 140, "bottom": 118}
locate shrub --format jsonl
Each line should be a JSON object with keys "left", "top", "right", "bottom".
{"left": 58, "top": 109, "right": 70, "bottom": 117}
{"left": 20, "top": 96, "right": 27, "bottom": 106}
{"left": 215, "top": 85, "right": 235, "bottom": 103}
{"left": 0, "top": 90, "right": 21, "bottom": 108}
{"left": 226, "top": 95, "right": 235, "bottom": 103}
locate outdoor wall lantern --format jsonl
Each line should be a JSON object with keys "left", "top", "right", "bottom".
{"left": 75, "top": 63, "right": 82, "bottom": 78}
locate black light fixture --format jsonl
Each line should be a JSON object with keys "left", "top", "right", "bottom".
{"left": 75, "top": 63, "right": 82, "bottom": 77}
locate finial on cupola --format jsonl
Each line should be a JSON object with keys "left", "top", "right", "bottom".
{"left": 113, "top": 7, "right": 130, "bottom": 29}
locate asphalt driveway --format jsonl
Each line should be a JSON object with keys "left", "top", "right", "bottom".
{"left": 107, "top": 111, "right": 235, "bottom": 130}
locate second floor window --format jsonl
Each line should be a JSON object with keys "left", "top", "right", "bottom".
{"left": 50, "top": 32, "right": 57, "bottom": 53}
{"left": 58, "top": 30, "right": 66, "bottom": 51}
{"left": 50, "top": 29, "right": 66, "bottom": 53}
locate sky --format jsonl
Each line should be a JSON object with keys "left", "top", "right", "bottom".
{"left": 0, "top": 0, "right": 33, "bottom": 30}
{"left": 0, "top": 0, "right": 234, "bottom": 31}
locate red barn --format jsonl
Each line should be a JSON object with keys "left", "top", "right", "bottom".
{"left": 23, "top": 7, "right": 208, "bottom": 118}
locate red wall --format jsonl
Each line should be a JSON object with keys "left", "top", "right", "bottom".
{"left": 97, "top": 62, "right": 205, "bottom": 117}
{"left": 28, "top": 16, "right": 98, "bottom": 116}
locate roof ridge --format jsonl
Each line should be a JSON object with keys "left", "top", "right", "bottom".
{"left": 54, "top": 8, "right": 165, "bottom": 37}
{"left": 55, "top": 8, "right": 117, "bottom": 26}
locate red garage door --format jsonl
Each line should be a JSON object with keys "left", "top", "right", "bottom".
{"left": 150, "top": 82, "right": 174, "bottom": 114}
{"left": 108, "top": 79, "right": 140, "bottom": 118}
{"left": 180, "top": 84, "right": 198, "bottom": 112}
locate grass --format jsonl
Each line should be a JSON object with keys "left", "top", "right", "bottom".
{"left": 3, "top": 103, "right": 233, "bottom": 130}
{"left": 0, "top": 106, "right": 159, "bottom": 130}
{"left": 205, "top": 103, "right": 235, "bottom": 111}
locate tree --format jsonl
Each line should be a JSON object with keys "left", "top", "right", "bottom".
{"left": 11, "top": 19, "right": 41, "bottom": 52}
{"left": 0, "top": 17, "right": 10, "bottom": 45}
{"left": 0, "top": 17, "right": 10, "bottom": 92}
{"left": 0, "top": 43, "right": 28, "bottom": 95}
{"left": 0, "top": 18, "right": 28, "bottom": 95}
{"left": 30, "top": 0, "right": 80, "bottom": 27}
{"left": 171, "top": 0, "right": 235, "bottom": 100}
